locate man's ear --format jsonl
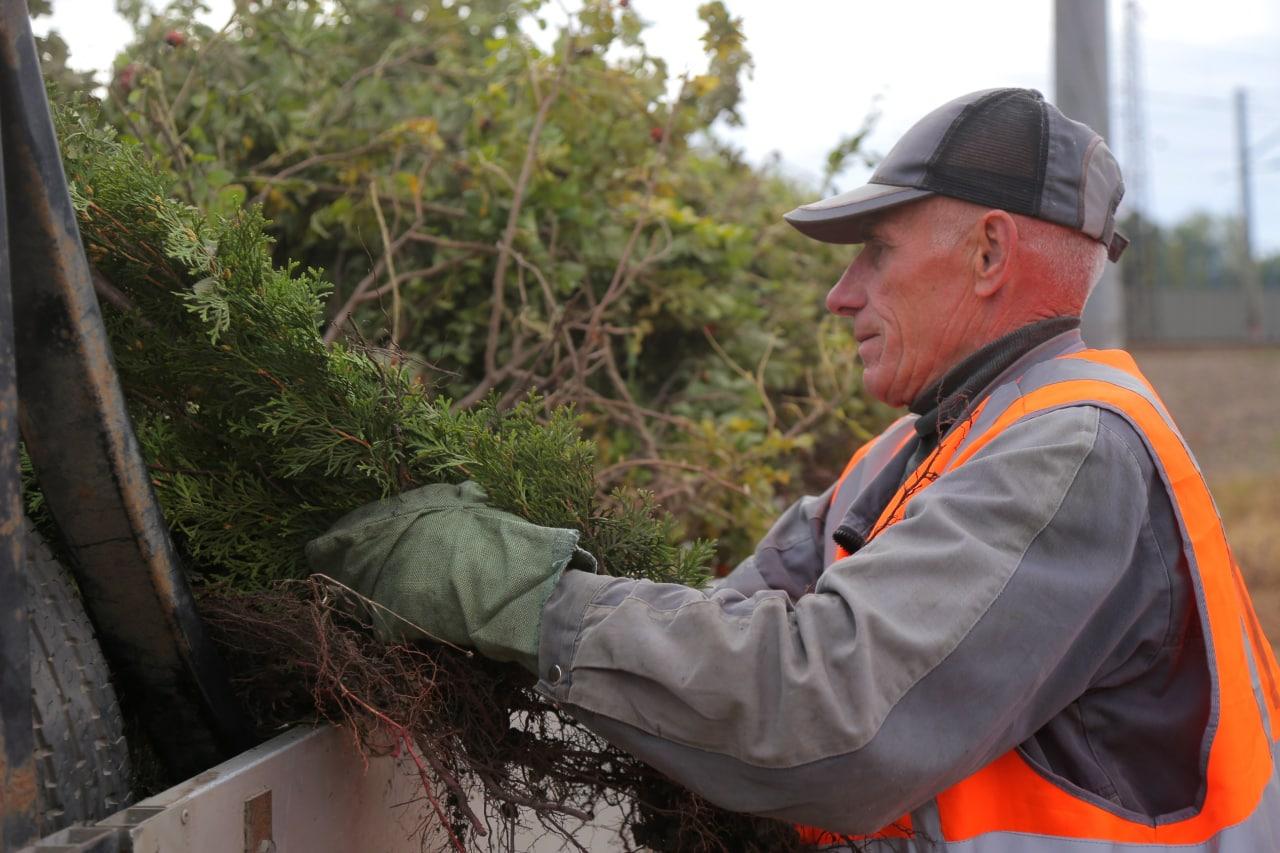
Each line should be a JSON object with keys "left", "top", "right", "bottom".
{"left": 973, "top": 210, "right": 1018, "bottom": 298}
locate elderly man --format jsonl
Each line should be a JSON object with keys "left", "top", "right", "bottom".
{"left": 311, "top": 89, "right": 1280, "bottom": 849}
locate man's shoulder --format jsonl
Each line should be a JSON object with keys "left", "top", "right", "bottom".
{"left": 986, "top": 402, "right": 1160, "bottom": 495}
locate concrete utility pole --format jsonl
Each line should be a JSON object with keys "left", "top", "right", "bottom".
{"left": 1055, "top": 0, "right": 1126, "bottom": 348}
{"left": 1235, "top": 87, "right": 1265, "bottom": 339}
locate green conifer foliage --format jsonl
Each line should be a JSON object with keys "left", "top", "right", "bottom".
{"left": 58, "top": 102, "right": 712, "bottom": 590}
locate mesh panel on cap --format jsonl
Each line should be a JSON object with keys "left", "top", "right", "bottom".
{"left": 921, "top": 89, "right": 1049, "bottom": 216}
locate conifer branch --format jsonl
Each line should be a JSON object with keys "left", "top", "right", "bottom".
{"left": 90, "top": 266, "right": 146, "bottom": 321}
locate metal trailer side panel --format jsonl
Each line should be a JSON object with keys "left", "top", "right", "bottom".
{"left": 24, "top": 727, "right": 439, "bottom": 853}
{"left": 123, "top": 727, "right": 437, "bottom": 853}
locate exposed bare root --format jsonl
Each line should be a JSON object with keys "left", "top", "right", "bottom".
{"left": 199, "top": 577, "right": 834, "bottom": 852}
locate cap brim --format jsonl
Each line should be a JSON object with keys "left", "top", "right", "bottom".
{"left": 783, "top": 183, "right": 934, "bottom": 244}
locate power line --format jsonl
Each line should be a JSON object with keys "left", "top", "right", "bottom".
{"left": 1145, "top": 89, "right": 1232, "bottom": 109}
{"left": 1252, "top": 124, "right": 1280, "bottom": 158}
{"left": 1145, "top": 38, "right": 1280, "bottom": 68}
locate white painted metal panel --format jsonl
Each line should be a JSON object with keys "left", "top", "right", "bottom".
{"left": 109, "top": 726, "right": 436, "bottom": 853}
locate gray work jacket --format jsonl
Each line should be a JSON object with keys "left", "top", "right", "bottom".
{"left": 534, "top": 330, "right": 1210, "bottom": 838}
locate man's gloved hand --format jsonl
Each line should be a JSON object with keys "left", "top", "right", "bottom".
{"left": 305, "top": 481, "right": 595, "bottom": 674}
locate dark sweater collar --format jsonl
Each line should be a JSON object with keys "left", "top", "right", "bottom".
{"left": 909, "top": 316, "right": 1082, "bottom": 441}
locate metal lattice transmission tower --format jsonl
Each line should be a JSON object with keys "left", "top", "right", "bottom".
{"left": 1122, "top": 0, "right": 1151, "bottom": 222}
{"left": 1121, "top": 0, "right": 1155, "bottom": 336}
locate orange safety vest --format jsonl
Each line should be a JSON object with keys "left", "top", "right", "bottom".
{"left": 797, "top": 349, "right": 1280, "bottom": 850}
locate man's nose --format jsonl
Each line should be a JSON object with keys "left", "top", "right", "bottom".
{"left": 826, "top": 257, "right": 866, "bottom": 316}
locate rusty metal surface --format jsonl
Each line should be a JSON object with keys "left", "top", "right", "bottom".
{"left": 0, "top": 0, "right": 249, "bottom": 781}
{"left": 0, "top": 79, "right": 37, "bottom": 852}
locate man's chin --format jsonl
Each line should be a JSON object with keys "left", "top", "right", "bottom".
{"left": 864, "top": 369, "right": 920, "bottom": 408}
{"left": 860, "top": 367, "right": 895, "bottom": 406}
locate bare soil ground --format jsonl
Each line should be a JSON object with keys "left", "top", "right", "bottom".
{"left": 1131, "top": 347, "right": 1280, "bottom": 648}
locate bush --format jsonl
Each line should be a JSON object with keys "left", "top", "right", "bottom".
{"left": 91, "top": 0, "right": 891, "bottom": 561}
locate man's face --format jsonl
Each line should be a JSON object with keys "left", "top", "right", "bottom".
{"left": 825, "top": 201, "right": 975, "bottom": 407}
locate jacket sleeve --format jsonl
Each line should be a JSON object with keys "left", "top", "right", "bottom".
{"left": 534, "top": 405, "right": 1173, "bottom": 834}
{"left": 714, "top": 484, "right": 835, "bottom": 600}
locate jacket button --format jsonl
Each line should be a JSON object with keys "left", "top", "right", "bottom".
{"left": 547, "top": 664, "right": 564, "bottom": 685}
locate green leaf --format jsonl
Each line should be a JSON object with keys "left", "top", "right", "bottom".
{"left": 206, "top": 168, "right": 233, "bottom": 190}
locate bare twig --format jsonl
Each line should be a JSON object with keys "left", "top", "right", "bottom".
{"left": 407, "top": 231, "right": 499, "bottom": 254}
{"left": 172, "top": 6, "right": 240, "bottom": 117}
{"left": 323, "top": 227, "right": 416, "bottom": 344}
{"left": 367, "top": 182, "right": 403, "bottom": 347}
{"left": 459, "top": 281, "right": 590, "bottom": 412}
{"left": 249, "top": 176, "right": 466, "bottom": 219}
{"left": 249, "top": 139, "right": 390, "bottom": 206}
{"left": 703, "top": 326, "right": 777, "bottom": 429}
{"left": 575, "top": 77, "right": 685, "bottom": 345}
{"left": 360, "top": 254, "right": 475, "bottom": 302}
{"left": 146, "top": 85, "right": 197, "bottom": 199}
{"left": 482, "top": 33, "right": 575, "bottom": 384}
{"left": 338, "top": 45, "right": 436, "bottom": 99}
{"left": 597, "top": 457, "right": 754, "bottom": 499}
{"left": 600, "top": 345, "right": 659, "bottom": 458}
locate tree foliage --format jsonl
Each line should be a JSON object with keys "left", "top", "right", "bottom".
{"left": 96, "top": 0, "right": 889, "bottom": 561}
{"left": 1120, "top": 210, "right": 1280, "bottom": 291}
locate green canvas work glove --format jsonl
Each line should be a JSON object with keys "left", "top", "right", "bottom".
{"left": 304, "top": 481, "right": 595, "bottom": 673}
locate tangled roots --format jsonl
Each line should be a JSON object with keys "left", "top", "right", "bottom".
{"left": 199, "top": 579, "right": 813, "bottom": 852}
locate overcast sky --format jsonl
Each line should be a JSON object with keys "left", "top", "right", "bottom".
{"left": 36, "top": 0, "right": 1280, "bottom": 253}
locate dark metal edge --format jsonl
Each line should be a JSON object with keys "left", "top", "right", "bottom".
{"left": 0, "top": 0, "right": 250, "bottom": 780}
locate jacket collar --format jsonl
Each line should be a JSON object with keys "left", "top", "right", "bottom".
{"left": 909, "top": 317, "right": 1084, "bottom": 444}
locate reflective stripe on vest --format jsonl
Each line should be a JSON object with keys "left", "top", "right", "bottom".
{"left": 813, "top": 349, "right": 1280, "bottom": 851}
{"left": 822, "top": 415, "right": 918, "bottom": 566}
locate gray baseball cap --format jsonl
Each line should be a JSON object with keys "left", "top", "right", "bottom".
{"left": 784, "top": 88, "right": 1129, "bottom": 261}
